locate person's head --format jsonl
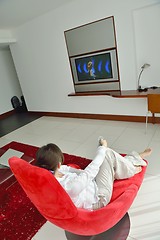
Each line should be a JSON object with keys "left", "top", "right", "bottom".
{"left": 87, "top": 61, "right": 92, "bottom": 70}
{"left": 35, "top": 143, "right": 64, "bottom": 172}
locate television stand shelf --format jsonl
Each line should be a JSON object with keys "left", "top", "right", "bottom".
{"left": 68, "top": 87, "right": 160, "bottom": 98}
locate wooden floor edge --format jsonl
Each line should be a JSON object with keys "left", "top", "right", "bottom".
{"left": 0, "top": 110, "right": 15, "bottom": 120}
{"left": 29, "top": 111, "right": 160, "bottom": 123}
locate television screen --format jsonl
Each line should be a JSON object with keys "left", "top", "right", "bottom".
{"left": 75, "top": 52, "right": 113, "bottom": 82}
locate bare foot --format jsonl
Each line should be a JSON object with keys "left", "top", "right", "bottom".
{"left": 135, "top": 166, "right": 142, "bottom": 174}
{"left": 139, "top": 148, "right": 152, "bottom": 159}
{"left": 99, "top": 138, "right": 108, "bottom": 147}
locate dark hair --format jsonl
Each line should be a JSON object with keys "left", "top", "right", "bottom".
{"left": 35, "top": 143, "right": 64, "bottom": 171}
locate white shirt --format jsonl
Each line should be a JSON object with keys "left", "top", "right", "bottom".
{"left": 57, "top": 146, "right": 106, "bottom": 210}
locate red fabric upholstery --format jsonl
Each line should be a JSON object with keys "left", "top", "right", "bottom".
{"left": 9, "top": 156, "right": 147, "bottom": 236}
{"left": 66, "top": 163, "right": 81, "bottom": 169}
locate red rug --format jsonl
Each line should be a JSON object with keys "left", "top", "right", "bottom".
{"left": 0, "top": 141, "right": 91, "bottom": 240}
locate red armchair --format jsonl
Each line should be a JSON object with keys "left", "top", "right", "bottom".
{"left": 9, "top": 156, "right": 147, "bottom": 236}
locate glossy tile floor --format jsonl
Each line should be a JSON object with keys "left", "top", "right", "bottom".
{"left": 0, "top": 116, "right": 160, "bottom": 240}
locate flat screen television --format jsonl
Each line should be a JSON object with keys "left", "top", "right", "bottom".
{"left": 70, "top": 49, "right": 119, "bottom": 85}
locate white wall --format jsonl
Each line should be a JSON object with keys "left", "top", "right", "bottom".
{"left": 10, "top": 0, "right": 160, "bottom": 116}
{"left": 0, "top": 30, "right": 13, "bottom": 40}
{"left": 133, "top": 3, "right": 160, "bottom": 89}
{"left": 0, "top": 47, "right": 22, "bottom": 114}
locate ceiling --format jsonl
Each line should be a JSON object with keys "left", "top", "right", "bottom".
{"left": 0, "top": 0, "right": 74, "bottom": 30}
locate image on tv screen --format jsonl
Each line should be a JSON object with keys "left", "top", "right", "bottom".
{"left": 75, "top": 52, "right": 113, "bottom": 81}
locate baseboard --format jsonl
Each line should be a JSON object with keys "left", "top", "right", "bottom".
{"left": 0, "top": 110, "right": 15, "bottom": 120}
{"left": 29, "top": 111, "right": 160, "bottom": 123}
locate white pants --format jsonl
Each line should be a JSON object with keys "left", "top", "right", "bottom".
{"left": 95, "top": 147, "right": 142, "bottom": 205}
